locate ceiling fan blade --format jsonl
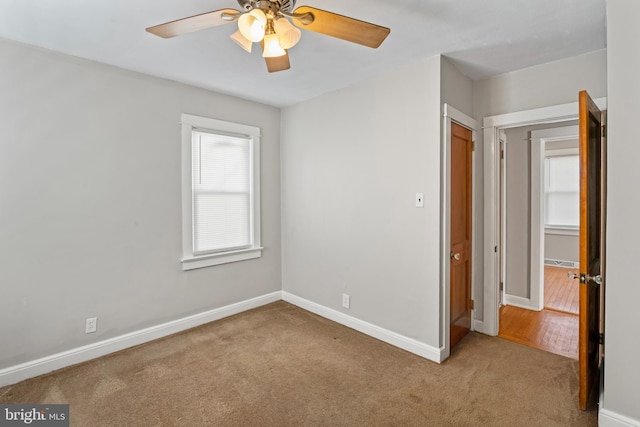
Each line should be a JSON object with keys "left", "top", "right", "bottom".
{"left": 264, "top": 51, "right": 291, "bottom": 73}
{"left": 146, "top": 9, "right": 240, "bottom": 39}
{"left": 292, "top": 6, "right": 390, "bottom": 48}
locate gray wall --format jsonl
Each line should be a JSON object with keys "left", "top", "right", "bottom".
{"left": 472, "top": 49, "right": 607, "bottom": 319}
{"left": 603, "top": 0, "right": 640, "bottom": 422}
{"left": 0, "top": 39, "right": 282, "bottom": 368}
{"left": 544, "top": 234, "right": 578, "bottom": 264}
{"left": 281, "top": 56, "right": 473, "bottom": 350}
{"left": 281, "top": 56, "right": 442, "bottom": 347}
{"left": 504, "top": 126, "right": 531, "bottom": 299}
{"left": 441, "top": 56, "right": 474, "bottom": 118}
{"left": 473, "top": 50, "right": 608, "bottom": 117}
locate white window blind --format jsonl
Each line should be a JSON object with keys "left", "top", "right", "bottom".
{"left": 192, "top": 130, "right": 252, "bottom": 254}
{"left": 544, "top": 154, "right": 579, "bottom": 228}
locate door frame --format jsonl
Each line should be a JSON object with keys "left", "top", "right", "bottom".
{"left": 499, "top": 131, "right": 506, "bottom": 307}
{"left": 479, "top": 98, "right": 606, "bottom": 336}
{"left": 500, "top": 126, "right": 579, "bottom": 312}
{"left": 442, "top": 104, "right": 477, "bottom": 360}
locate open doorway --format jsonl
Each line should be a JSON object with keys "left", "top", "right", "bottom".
{"left": 496, "top": 123, "right": 580, "bottom": 359}
{"left": 480, "top": 96, "right": 607, "bottom": 409}
{"left": 479, "top": 98, "right": 606, "bottom": 340}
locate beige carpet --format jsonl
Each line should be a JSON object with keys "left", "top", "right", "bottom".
{"left": 0, "top": 301, "right": 597, "bottom": 426}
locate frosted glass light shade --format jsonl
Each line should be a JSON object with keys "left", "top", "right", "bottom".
{"left": 262, "top": 33, "right": 286, "bottom": 58}
{"left": 274, "top": 18, "right": 301, "bottom": 49}
{"left": 230, "top": 30, "right": 252, "bottom": 53}
{"left": 238, "top": 9, "right": 266, "bottom": 42}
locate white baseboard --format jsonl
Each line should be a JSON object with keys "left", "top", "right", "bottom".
{"left": 600, "top": 409, "right": 640, "bottom": 427}
{"left": 282, "top": 292, "right": 443, "bottom": 363}
{"left": 473, "top": 319, "right": 490, "bottom": 335}
{"left": 1, "top": 291, "right": 444, "bottom": 387}
{"left": 0, "top": 291, "right": 282, "bottom": 388}
{"left": 504, "top": 295, "right": 539, "bottom": 311}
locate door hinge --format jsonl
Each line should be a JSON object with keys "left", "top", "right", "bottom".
{"left": 471, "top": 140, "right": 475, "bottom": 151}
{"left": 494, "top": 246, "right": 498, "bottom": 253}
{"left": 500, "top": 282, "right": 504, "bottom": 292}
{"left": 500, "top": 149, "right": 504, "bottom": 159}
{"left": 599, "top": 333, "right": 605, "bottom": 345}
{"left": 602, "top": 125, "right": 607, "bottom": 138}
{"left": 470, "top": 299, "right": 474, "bottom": 310}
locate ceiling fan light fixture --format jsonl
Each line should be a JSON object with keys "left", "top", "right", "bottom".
{"left": 262, "top": 33, "right": 286, "bottom": 58}
{"left": 230, "top": 30, "right": 252, "bottom": 52}
{"left": 238, "top": 8, "right": 267, "bottom": 42}
{"left": 146, "top": 3, "right": 391, "bottom": 73}
{"left": 274, "top": 17, "right": 301, "bottom": 49}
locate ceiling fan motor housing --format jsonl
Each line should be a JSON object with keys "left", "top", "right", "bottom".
{"left": 237, "top": 0, "right": 296, "bottom": 13}
{"left": 274, "top": 0, "right": 295, "bottom": 13}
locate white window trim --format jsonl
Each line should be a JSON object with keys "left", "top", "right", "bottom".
{"left": 545, "top": 147, "right": 578, "bottom": 157}
{"left": 181, "top": 113, "right": 262, "bottom": 270}
{"left": 545, "top": 226, "right": 579, "bottom": 236}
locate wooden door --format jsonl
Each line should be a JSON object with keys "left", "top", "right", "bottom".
{"left": 450, "top": 122, "right": 473, "bottom": 349}
{"left": 577, "top": 90, "right": 605, "bottom": 410}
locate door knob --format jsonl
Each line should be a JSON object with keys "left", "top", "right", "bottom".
{"left": 587, "top": 274, "right": 602, "bottom": 285}
{"left": 567, "top": 272, "right": 602, "bottom": 285}
{"left": 450, "top": 252, "right": 461, "bottom": 261}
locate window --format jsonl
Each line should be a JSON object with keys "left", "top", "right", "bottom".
{"left": 181, "top": 114, "right": 261, "bottom": 270}
{"left": 544, "top": 151, "right": 579, "bottom": 230}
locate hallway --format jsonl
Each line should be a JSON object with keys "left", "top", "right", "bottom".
{"left": 498, "top": 266, "right": 579, "bottom": 359}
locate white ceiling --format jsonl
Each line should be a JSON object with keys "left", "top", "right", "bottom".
{"left": 0, "top": 0, "right": 606, "bottom": 107}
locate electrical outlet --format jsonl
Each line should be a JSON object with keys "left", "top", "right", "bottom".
{"left": 85, "top": 317, "right": 97, "bottom": 334}
{"left": 342, "top": 294, "right": 350, "bottom": 309}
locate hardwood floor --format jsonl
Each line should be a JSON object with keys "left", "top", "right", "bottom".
{"left": 498, "top": 265, "right": 579, "bottom": 359}
{"left": 544, "top": 265, "right": 579, "bottom": 314}
{"left": 499, "top": 305, "right": 578, "bottom": 359}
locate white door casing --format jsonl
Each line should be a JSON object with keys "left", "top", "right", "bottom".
{"left": 479, "top": 99, "right": 606, "bottom": 336}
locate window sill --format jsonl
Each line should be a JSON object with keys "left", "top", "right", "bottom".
{"left": 544, "top": 227, "right": 578, "bottom": 236}
{"left": 181, "top": 247, "right": 263, "bottom": 270}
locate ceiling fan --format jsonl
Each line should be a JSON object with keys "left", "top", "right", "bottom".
{"left": 146, "top": 0, "right": 391, "bottom": 73}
